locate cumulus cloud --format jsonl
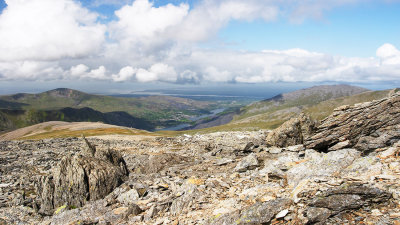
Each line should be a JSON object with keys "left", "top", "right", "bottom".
{"left": 173, "top": 0, "right": 279, "bottom": 42}
{"left": 376, "top": 43, "right": 400, "bottom": 65}
{"left": 178, "top": 70, "right": 200, "bottom": 84}
{"left": 0, "top": 61, "right": 64, "bottom": 80}
{"left": 135, "top": 63, "right": 177, "bottom": 83}
{"left": 69, "top": 64, "right": 108, "bottom": 80}
{"left": 0, "top": 0, "right": 399, "bottom": 86}
{"left": 112, "top": 66, "right": 137, "bottom": 82}
{"left": 0, "top": 0, "right": 105, "bottom": 61}
{"left": 110, "top": 0, "right": 188, "bottom": 41}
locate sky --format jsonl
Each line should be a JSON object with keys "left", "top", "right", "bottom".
{"left": 0, "top": 0, "right": 400, "bottom": 94}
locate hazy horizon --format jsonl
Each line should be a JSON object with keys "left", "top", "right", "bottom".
{"left": 0, "top": 81, "right": 397, "bottom": 98}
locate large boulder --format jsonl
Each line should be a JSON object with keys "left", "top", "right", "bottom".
{"left": 35, "top": 137, "right": 128, "bottom": 215}
{"left": 266, "top": 113, "right": 317, "bottom": 147}
{"left": 305, "top": 91, "right": 400, "bottom": 152}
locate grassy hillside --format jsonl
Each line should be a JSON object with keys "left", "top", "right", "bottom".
{"left": 167, "top": 88, "right": 390, "bottom": 135}
{"left": 0, "top": 121, "right": 159, "bottom": 140}
{"left": 0, "top": 88, "right": 219, "bottom": 131}
{"left": 236, "top": 84, "right": 368, "bottom": 120}
{"left": 305, "top": 90, "right": 390, "bottom": 120}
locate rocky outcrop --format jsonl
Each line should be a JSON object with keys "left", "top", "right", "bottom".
{"left": 1, "top": 129, "right": 400, "bottom": 224}
{"left": 35, "top": 137, "right": 128, "bottom": 215}
{"left": 305, "top": 91, "right": 400, "bottom": 152}
{"left": 307, "top": 183, "right": 392, "bottom": 224}
{"left": 266, "top": 113, "right": 317, "bottom": 147}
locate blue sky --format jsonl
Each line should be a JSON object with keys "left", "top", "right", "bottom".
{"left": 0, "top": 0, "right": 400, "bottom": 94}
{"left": 69, "top": 0, "right": 400, "bottom": 57}
{"left": 219, "top": 3, "right": 400, "bottom": 57}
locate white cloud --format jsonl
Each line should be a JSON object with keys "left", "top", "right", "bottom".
{"left": 376, "top": 43, "right": 400, "bottom": 65}
{"left": 173, "top": 0, "right": 279, "bottom": 42}
{"left": 0, "top": 0, "right": 105, "bottom": 61}
{"left": 68, "top": 64, "right": 108, "bottom": 80}
{"left": 203, "top": 66, "right": 233, "bottom": 82}
{"left": 70, "top": 64, "right": 90, "bottom": 77}
{"left": 0, "top": 61, "right": 64, "bottom": 80}
{"left": 0, "top": 0, "right": 400, "bottom": 86}
{"left": 112, "top": 66, "right": 137, "bottom": 82}
{"left": 90, "top": 0, "right": 131, "bottom": 7}
{"left": 136, "top": 63, "right": 177, "bottom": 83}
{"left": 179, "top": 70, "right": 200, "bottom": 84}
{"left": 109, "top": 0, "right": 189, "bottom": 51}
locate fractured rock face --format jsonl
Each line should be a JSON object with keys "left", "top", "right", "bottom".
{"left": 305, "top": 91, "right": 400, "bottom": 152}
{"left": 266, "top": 113, "right": 317, "bottom": 147}
{"left": 35, "top": 138, "right": 129, "bottom": 215}
{"left": 306, "top": 182, "right": 392, "bottom": 224}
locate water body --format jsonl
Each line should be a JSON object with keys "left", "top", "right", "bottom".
{"left": 157, "top": 108, "right": 226, "bottom": 131}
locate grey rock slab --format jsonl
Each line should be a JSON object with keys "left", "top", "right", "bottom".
{"left": 117, "top": 188, "right": 140, "bottom": 205}
{"left": 170, "top": 184, "right": 200, "bottom": 216}
{"left": 309, "top": 182, "right": 391, "bottom": 212}
{"left": 215, "top": 158, "right": 234, "bottom": 166}
{"left": 266, "top": 113, "right": 317, "bottom": 147}
{"left": 306, "top": 207, "right": 332, "bottom": 224}
{"left": 268, "top": 147, "right": 282, "bottom": 154}
{"left": 286, "top": 145, "right": 305, "bottom": 152}
{"left": 286, "top": 149, "right": 360, "bottom": 186}
{"left": 234, "top": 153, "right": 259, "bottom": 172}
{"left": 208, "top": 198, "right": 293, "bottom": 225}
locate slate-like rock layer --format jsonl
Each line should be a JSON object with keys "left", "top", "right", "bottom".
{"left": 305, "top": 91, "right": 400, "bottom": 152}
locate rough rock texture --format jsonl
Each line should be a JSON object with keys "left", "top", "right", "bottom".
{"left": 286, "top": 149, "right": 361, "bottom": 186}
{"left": 208, "top": 198, "right": 292, "bottom": 225}
{"left": 305, "top": 91, "right": 400, "bottom": 152}
{"left": 234, "top": 153, "right": 259, "bottom": 172}
{"left": 306, "top": 183, "right": 392, "bottom": 224}
{"left": 35, "top": 138, "right": 128, "bottom": 215}
{"left": 136, "top": 153, "right": 189, "bottom": 174}
{"left": 266, "top": 113, "right": 317, "bottom": 147}
{"left": 1, "top": 128, "right": 400, "bottom": 224}
{"left": 309, "top": 183, "right": 391, "bottom": 212}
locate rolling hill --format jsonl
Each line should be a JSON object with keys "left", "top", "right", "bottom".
{"left": 0, "top": 88, "right": 218, "bottom": 132}
{"left": 171, "top": 85, "right": 392, "bottom": 134}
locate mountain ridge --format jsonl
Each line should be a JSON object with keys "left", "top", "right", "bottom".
{"left": 0, "top": 88, "right": 219, "bottom": 132}
{"left": 180, "top": 84, "right": 372, "bottom": 132}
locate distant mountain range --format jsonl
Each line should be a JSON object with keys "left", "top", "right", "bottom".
{"left": 0, "top": 88, "right": 216, "bottom": 132}
{"left": 0, "top": 85, "right": 392, "bottom": 134}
